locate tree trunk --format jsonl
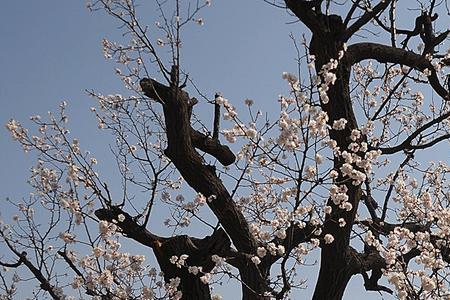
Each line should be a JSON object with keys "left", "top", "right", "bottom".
{"left": 96, "top": 207, "right": 227, "bottom": 299}
{"left": 140, "top": 74, "right": 270, "bottom": 299}
{"left": 152, "top": 233, "right": 227, "bottom": 300}
{"left": 309, "top": 14, "right": 362, "bottom": 300}
{"left": 239, "top": 262, "right": 270, "bottom": 300}
{"left": 312, "top": 250, "right": 355, "bottom": 300}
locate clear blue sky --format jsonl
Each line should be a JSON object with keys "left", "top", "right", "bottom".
{"left": 0, "top": 1, "right": 401, "bottom": 299}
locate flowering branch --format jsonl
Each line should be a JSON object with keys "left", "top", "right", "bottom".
{"left": 346, "top": 42, "right": 450, "bottom": 100}
{"left": 140, "top": 78, "right": 236, "bottom": 166}
{"left": 0, "top": 228, "right": 62, "bottom": 299}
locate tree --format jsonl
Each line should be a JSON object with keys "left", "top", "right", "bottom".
{"left": 2, "top": 0, "right": 450, "bottom": 299}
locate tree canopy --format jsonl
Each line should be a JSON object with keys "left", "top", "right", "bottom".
{"left": 2, "top": 1, "right": 450, "bottom": 299}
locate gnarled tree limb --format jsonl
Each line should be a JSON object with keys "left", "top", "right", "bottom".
{"left": 284, "top": 0, "right": 323, "bottom": 34}
{"left": 346, "top": 42, "right": 450, "bottom": 100}
{"left": 140, "top": 76, "right": 268, "bottom": 299}
{"left": 343, "top": 0, "right": 393, "bottom": 41}
{"left": 140, "top": 78, "right": 236, "bottom": 166}
{"left": 95, "top": 206, "right": 237, "bottom": 300}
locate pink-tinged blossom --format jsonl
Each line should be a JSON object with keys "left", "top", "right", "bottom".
{"left": 142, "top": 286, "right": 155, "bottom": 300}
{"left": 188, "top": 266, "right": 199, "bottom": 275}
{"left": 98, "top": 269, "right": 114, "bottom": 288}
{"left": 92, "top": 246, "right": 104, "bottom": 258}
{"left": 257, "top": 247, "right": 267, "bottom": 258}
{"left": 71, "top": 276, "right": 83, "bottom": 289}
{"left": 251, "top": 256, "right": 261, "bottom": 265}
{"left": 211, "top": 254, "right": 225, "bottom": 266}
{"left": 99, "top": 221, "right": 117, "bottom": 238}
{"left": 324, "top": 234, "right": 334, "bottom": 244}
{"left": 332, "top": 118, "right": 347, "bottom": 130}
{"left": 59, "top": 232, "right": 76, "bottom": 244}
{"left": 194, "top": 193, "right": 207, "bottom": 206}
{"left": 200, "top": 273, "right": 212, "bottom": 284}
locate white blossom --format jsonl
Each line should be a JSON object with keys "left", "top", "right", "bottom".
{"left": 324, "top": 234, "right": 334, "bottom": 244}
{"left": 251, "top": 256, "right": 261, "bottom": 265}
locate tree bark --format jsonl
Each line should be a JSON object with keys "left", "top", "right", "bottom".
{"left": 140, "top": 75, "right": 270, "bottom": 299}
{"left": 308, "top": 14, "right": 362, "bottom": 300}
{"left": 95, "top": 207, "right": 235, "bottom": 299}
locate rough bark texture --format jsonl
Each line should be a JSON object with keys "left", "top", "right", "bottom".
{"left": 283, "top": 1, "right": 450, "bottom": 298}
{"left": 347, "top": 42, "right": 449, "bottom": 100}
{"left": 308, "top": 13, "right": 362, "bottom": 300}
{"left": 6, "top": 1, "right": 450, "bottom": 300}
{"left": 96, "top": 207, "right": 234, "bottom": 299}
{"left": 96, "top": 2, "right": 450, "bottom": 299}
{"left": 139, "top": 76, "right": 270, "bottom": 299}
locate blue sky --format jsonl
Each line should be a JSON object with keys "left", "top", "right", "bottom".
{"left": 0, "top": 1, "right": 407, "bottom": 299}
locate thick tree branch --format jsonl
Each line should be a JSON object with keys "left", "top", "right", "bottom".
{"left": 140, "top": 76, "right": 267, "bottom": 299}
{"left": 0, "top": 258, "right": 23, "bottom": 268}
{"left": 284, "top": 0, "right": 323, "bottom": 33}
{"left": 96, "top": 206, "right": 236, "bottom": 300}
{"left": 352, "top": 247, "right": 393, "bottom": 294}
{"left": 190, "top": 128, "right": 235, "bottom": 166}
{"left": 376, "top": 133, "right": 450, "bottom": 154}
{"left": 307, "top": 14, "right": 362, "bottom": 298}
{"left": 140, "top": 78, "right": 235, "bottom": 166}
{"left": 140, "top": 78, "right": 255, "bottom": 253}
{"left": 19, "top": 252, "right": 62, "bottom": 300}
{"left": 342, "top": 0, "right": 393, "bottom": 41}
{"left": 213, "top": 93, "right": 221, "bottom": 140}
{"left": 360, "top": 220, "right": 431, "bottom": 236}
{"left": 95, "top": 207, "right": 164, "bottom": 249}
{"left": 347, "top": 42, "right": 450, "bottom": 100}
